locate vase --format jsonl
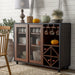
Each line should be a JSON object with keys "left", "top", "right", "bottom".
{"left": 7, "top": 39, "right": 14, "bottom": 62}
{"left": 52, "top": 15, "right": 63, "bottom": 23}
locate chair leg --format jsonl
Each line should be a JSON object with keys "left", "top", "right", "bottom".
{"left": 5, "top": 55, "right": 11, "bottom": 75}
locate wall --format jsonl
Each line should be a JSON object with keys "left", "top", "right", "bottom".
{"left": 62, "top": 0, "right": 75, "bottom": 69}
{"left": 0, "top": 0, "right": 30, "bottom": 22}
{"left": 0, "top": 0, "right": 75, "bottom": 69}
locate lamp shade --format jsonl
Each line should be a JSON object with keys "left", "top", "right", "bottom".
{"left": 15, "top": 0, "right": 29, "bottom": 9}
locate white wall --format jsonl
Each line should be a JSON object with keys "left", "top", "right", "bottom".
{"left": 0, "top": 0, "right": 75, "bottom": 69}
{"left": 0, "top": 0, "right": 29, "bottom": 23}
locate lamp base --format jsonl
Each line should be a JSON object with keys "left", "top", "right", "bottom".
{"left": 20, "top": 9, "right": 25, "bottom": 23}
{"left": 21, "top": 20, "right": 25, "bottom": 23}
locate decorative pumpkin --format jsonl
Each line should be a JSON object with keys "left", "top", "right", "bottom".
{"left": 51, "top": 39, "right": 59, "bottom": 45}
{"left": 33, "top": 19, "right": 40, "bottom": 23}
{"left": 41, "top": 14, "right": 50, "bottom": 23}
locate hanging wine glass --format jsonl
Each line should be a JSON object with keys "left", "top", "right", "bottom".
{"left": 44, "top": 28, "right": 48, "bottom": 35}
{"left": 56, "top": 29, "right": 59, "bottom": 35}
{"left": 49, "top": 28, "right": 55, "bottom": 35}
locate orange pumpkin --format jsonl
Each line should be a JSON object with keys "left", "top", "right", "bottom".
{"left": 51, "top": 39, "right": 59, "bottom": 45}
{"left": 33, "top": 19, "right": 40, "bottom": 23}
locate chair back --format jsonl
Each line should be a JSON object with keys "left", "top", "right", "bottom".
{"left": 0, "top": 26, "right": 11, "bottom": 55}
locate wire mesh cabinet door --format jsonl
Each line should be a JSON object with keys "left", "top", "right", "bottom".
{"left": 15, "top": 24, "right": 28, "bottom": 63}
{"left": 29, "top": 24, "right": 43, "bottom": 65}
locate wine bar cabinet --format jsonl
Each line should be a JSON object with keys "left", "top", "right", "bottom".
{"left": 14, "top": 23, "right": 71, "bottom": 72}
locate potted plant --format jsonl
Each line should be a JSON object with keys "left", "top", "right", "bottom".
{"left": 2, "top": 18, "right": 15, "bottom": 32}
{"left": 0, "top": 18, "right": 15, "bottom": 62}
{"left": 52, "top": 9, "right": 63, "bottom": 23}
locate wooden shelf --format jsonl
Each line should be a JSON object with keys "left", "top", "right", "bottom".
{"left": 18, "top": 44, "right": 26, "bottom": 46}
{"left": 43, "top": 44, "right": 59, "bottom": 47}
{"left": 31, "top": 44, "right": 40, "bottom": 47}
{"left": 30, "top": 33, "right": 40, "bottom": 35}
{"left": 44, "top": 55, "right": 59, "bottom": 58}
{"left": 44, "top": 34, "right": 59, "bottom": 36}
{"left": 43, "top": 27, "right": 56, "bottom": 29}
{"left": 18, "top": 32, "right": 26, "bottom": 34}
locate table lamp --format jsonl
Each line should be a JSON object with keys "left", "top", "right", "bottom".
{"left": 15, "top": 0, "right": 29, "bottom": 23}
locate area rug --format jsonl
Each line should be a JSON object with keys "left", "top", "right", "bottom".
{"left": 0, "top": 64, "right": 70, "bottom": 75}
{"left": 0, "top": 57, "right": 73, "bottom": 75}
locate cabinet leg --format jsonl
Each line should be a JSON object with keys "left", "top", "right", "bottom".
{"left": 58, "top": 69, "right": 60, "bottom": 72}
{"left": 16, "top": 61, "right": 18, "bottom": 64}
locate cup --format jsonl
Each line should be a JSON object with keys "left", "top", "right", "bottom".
{"left": 32, "top": 28, "right": 36, "bottom": 33}
{"left": 36, "top": 28, "right": 39, "bottom": 33}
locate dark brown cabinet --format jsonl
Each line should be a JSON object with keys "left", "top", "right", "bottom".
{"left": 14, "top": 23, "right": 71, "bottom": 72}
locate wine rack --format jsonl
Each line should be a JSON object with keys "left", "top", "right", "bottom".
{"left": 43, "top": 24, "right": 59, "bottom": 68}
{"left": 43, "top": 24, "right": 63, "bottom": 69}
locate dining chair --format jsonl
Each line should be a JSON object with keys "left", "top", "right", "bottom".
{"left": 0, "top": 26, "right": 11, "bottom": 75}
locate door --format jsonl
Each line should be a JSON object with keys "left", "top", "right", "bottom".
{"left": 29, "top": 24, "right": 43, "bottom": 65}
{"left": 15, "top": 24, "right": 28, "bottom": 62}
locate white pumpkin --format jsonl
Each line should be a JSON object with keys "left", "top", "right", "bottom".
{"left": 41, "top": 14, "right": 50, "bottom": 23}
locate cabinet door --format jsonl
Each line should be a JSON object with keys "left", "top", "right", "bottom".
{"left": 29, "top": 25, "right": 43, "bottom": 65}
{"left": 15, "top": 24, "right": 28, "bottom": 62}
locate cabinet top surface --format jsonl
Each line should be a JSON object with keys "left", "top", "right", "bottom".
{"left": 15, "top": 23, "right": 71, "bottom": 25}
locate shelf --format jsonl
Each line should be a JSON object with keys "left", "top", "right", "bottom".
{"left": 31, "top": 44, "right": 40, "bottom": 47}
{"left": 18, "top": 44, "right": 26, "bottom": 46}
{"left": 44, "top": 34, "right": 59, "bottom": 36}
{"left": 43, "top": 27, "right": 56, "bottom": 29}
{"left": 43, "top": 44, "right": 59, "bottom": 47}
{"left": 44, "top": 55, "right": 59, "bottom": 58}
{"left": 18, "top": 32, "right": 26, "bottom": 34}
{"left": 30, "top": 33, "right": 40, "bottom": 35}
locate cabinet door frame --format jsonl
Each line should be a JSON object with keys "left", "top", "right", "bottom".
{"left": 29, "top": 24, "right": 43, "bottom": 65}
{"left": 15, "top": 24, "right": 28, "bottom": 62}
